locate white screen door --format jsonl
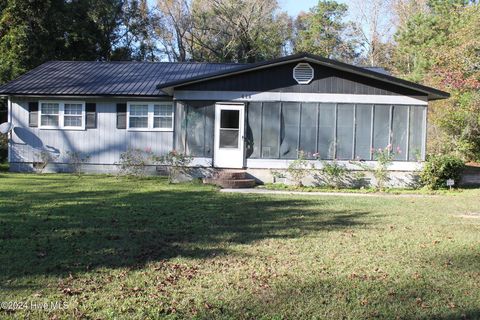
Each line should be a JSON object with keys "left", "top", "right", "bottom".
{"left": 214, "top": 103, "right": 245, "bottom": 168}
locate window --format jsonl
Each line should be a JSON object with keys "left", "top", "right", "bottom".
{"left": 64, "top": 103, "right": 83, "bottom": 127}
{"left": 40, "top": 103, "right": 59, "bottom": 127}
{"left": 219, "top": 109, "right": 240, "bottom": 148}
{"left": 154, "top": 104, "right": 174, "bottom": 129}
{"left": 39, "top": 101, "right": 85, "bottom": 129}
{"left": 129, "top": 104, "right": 149, "bottom": 128}
{"left": 127, "top": 102, "right": 174, "bottom": 131}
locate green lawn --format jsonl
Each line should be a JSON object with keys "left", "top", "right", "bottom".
{"left": 0, "top": 173, "right": 479, "bottom": 319}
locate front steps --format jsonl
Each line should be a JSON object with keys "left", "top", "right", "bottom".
{"left": 203, "top": 170, "right": 256, "bottom": 189}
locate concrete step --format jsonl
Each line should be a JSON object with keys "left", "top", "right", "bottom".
{"left": 215, "top": 170, "right": 248, "bottom": 180}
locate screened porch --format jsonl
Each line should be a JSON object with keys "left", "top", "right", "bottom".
{"left": 177, "top": 101, "right": 426, "bottom": 163}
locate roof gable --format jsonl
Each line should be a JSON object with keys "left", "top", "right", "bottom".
{"left": 159, "top": 53, "right": 449, "bottom": 101}
{"left": 174, "top": 61, "right": 425, "bottom": 97}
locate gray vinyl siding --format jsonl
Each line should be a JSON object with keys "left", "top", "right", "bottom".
{"left": 9, "top": 97, "right": 173, "bottom": 166}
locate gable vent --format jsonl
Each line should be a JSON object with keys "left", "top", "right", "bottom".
{"left": 293, "top": 63, "right": 314, "bottom": 84}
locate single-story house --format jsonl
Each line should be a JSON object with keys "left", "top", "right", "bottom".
{"left": 0, "top": 53, "right": 449, "bottom": 186}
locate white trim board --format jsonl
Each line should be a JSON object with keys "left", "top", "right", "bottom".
{"left": 174, "top": 91, "right": 428, "bottom": 105}
{"left": 246, "top": 159, "right": 424, "bottom": 171}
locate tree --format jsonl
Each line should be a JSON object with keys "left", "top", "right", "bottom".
{"left": 0, "top": 0, "right": 157, "bottom": 84}
{"left": 292, "top": 1, "right": 360, "bottom": 62}
{"left": 393, "top": 0, "right": 475, "bottom": 79}
{"left": 113, "top": 0, "right": 157, "bottom": 61}
{"left": 393, "top": 1, "right": 480, "bottom": 161}
{"left": 425, "top": 4, "right": 480, "bottom": 160}
{"left": 189, "top": 0, "right": 291, "bottom": 63}
{"left": 153, "top": 0, "right": 195, "bottom": 62}
{"left": 349, "top": 0, "right": 395, "bottom": 67}
{"left": 0, "top": 0, "right": 66, "bottom": 83}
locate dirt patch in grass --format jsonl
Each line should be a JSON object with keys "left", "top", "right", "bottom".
{"left": 456, "top": 212, "right": 480, "bottom": 219}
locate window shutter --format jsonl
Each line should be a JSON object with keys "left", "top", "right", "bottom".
{"left": 117, "top": 103, "right": 127, "bottom": 129}
{"left": 85, "top": 103, "right": 97, "bottom": 129}
{"left": 28, "top": 102, "right": 39, "bottom": 127}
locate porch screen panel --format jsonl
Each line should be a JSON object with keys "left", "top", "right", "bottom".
{"left": 246, "top": 102, "right": 262, "bottom": 158}
{"left": 318, "top": 103, "right": 335, "bottom": 159}
{"left": 408, "top": 106, "right": 426, "bottom": 161}
{"left": 391, "top": 105, "right": 408, "bottom": 160}
{"left": 355, "top": 104, "right": 373, "bottom": 160}
{"left": 373, "top": 105, "right": 390, "bottom": 150}
{"left": 280, "top": 102, "right": 300, "bottom": 159}
{"left": 299, "top": 103, "right": 317, "bottom": 159}
{"left": 261, "top": 102, "right": 281, "bottom": 158}
{"left": 336, "top": 104, "right": 354, "bottom": 159}
{"left": 204, "top": 105, "right": 214, "bottom": 157}
{"left": 186, "top": 106, "right": 206, "bottom": 156}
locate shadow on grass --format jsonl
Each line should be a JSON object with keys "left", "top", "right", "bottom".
{"left": 0, "top": 175, "right": 373, "bottom": 284}
{"left": 192, "top": 267, "right": 480, "bottom": 320}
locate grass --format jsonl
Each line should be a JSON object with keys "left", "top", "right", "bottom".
{"left": 0, "top": 173, "right": 479, "bottom": 319}
{"left": 260, "top": 182, "right": 460, "bottom": 195}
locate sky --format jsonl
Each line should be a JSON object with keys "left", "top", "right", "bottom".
{"left": 278, "top": 0, "right": 351, "bottom": 17}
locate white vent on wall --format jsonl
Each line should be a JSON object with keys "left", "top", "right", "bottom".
{"left": 293, "top": 63, "right": 314, "bottom": 84}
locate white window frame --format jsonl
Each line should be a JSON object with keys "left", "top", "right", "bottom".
{"left": 38, "top": 100, "right": 86, "bottom": 130}
{"left": 127, "top": 101, "right": 174, "bottom": 131}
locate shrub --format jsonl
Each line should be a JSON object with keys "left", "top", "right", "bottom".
{"left": 420, "top": 154, "right": 465, "bottom": 189}
{"left": 33, "top": 150, "right": 59, "bottom": 174}
{"left": 0, "top": 133, "right": 7, "bottom": 163}
{"left": 152, "top": 150, "right": 193, "bottom": 183}
{"left": 314, "top": 160, "right": 349, "bottom": 188}
{"left": 270, "top": 169, "right": 286, "bottom": 183}
{"left": 287, "top": 150, "right": 312, "bottom": 187}
{"left": 353, "top": 145, "right": 399, "bottom": 190}
{"left": 117, "top": 148, "right": 152, "bottom": 177}
{"left": 66, "top": 151, "right": 90, "bottom": 176}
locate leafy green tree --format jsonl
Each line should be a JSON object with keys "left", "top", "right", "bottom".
{"left": 393, "top": 0, "right": 475, "bottom": 80}
{"left": 113, "top": 0, "right": 157, "bottom": 61}
{"left": 292, "top": 0, "right": 360, "bottom": 62}
{"left": 393, "top": 1, "right": 480, "bottom": 160}
{"left": 0, "top": 0, "right": 67, "bottom": 83}
{"left": 0, "top": 0, "right": 156, "bottom": 84}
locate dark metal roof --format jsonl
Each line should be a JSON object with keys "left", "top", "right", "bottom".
{"left": 363, "top": 66, "right": 390, "bottom": 75}
{"left": 0, "top": 61, "right": 244, "bottom": 96}
{"left": 159, "top": 53, "right": 450, "bottom": 101}
{"left": 0, "top": 53, "right": 449, "bottom": 100}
